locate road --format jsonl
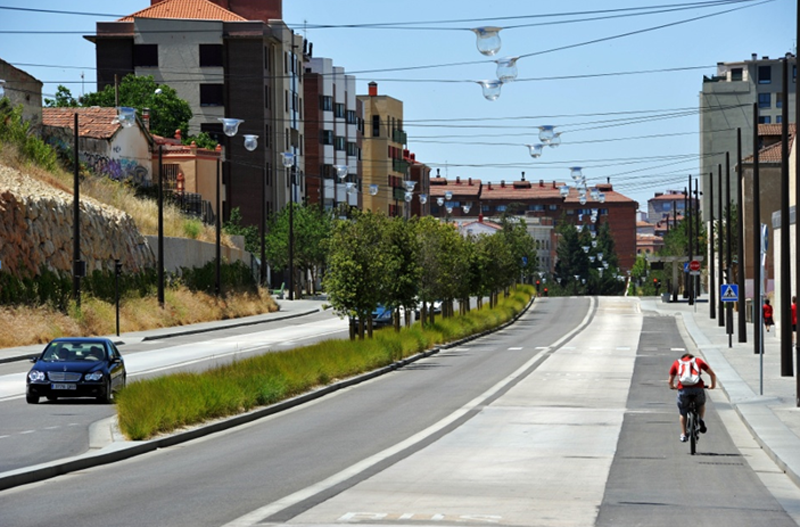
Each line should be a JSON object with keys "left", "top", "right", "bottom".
{"left": 0, "top": 311, "right": 349, "bottom": 473}
{"left": 1, "top": 297, "right": 799, "bottom": 527}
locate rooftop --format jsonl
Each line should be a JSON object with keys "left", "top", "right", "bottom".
{"left": 118, "top": 0, "right": 248, "bottom": 22}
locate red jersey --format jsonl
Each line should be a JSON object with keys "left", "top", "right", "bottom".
{"left": 792, "top": 303, "right": 797, "bottom": 325}
{"left": 669, "top": 357, "right": 709, "bottom": 389}
{"left": 764, "top": 303, "right": 774, "bottom": 319}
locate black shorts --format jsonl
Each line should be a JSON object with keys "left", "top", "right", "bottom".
{"left": 677, "top": 387, "right": 706, "bottom": 416}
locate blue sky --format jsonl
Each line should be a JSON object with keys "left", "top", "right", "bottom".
{"left": 0, "top": 0, "right": 795, "bottom": 208}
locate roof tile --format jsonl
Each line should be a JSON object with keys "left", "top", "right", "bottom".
{"left": 42, "top": 107, "right": 122, "bottom": 140}
{"left": 118, "top": 0, "right": 248, "bottom": 22}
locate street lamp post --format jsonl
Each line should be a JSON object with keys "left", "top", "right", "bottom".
{"left": 214, "top": 117, "right": 249, "bottom": 296}
{"left": 282, "top": 152, "right": 297, "bottom": 300}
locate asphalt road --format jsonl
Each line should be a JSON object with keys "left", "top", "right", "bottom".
{"left": 0, "top": 311, "right": 348, "bottom": 473}
{"left": 1, "top": 298, "right": 799, "bottom": 527}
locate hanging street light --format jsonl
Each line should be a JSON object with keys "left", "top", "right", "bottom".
{"left": 281, "top": 151, "right": 297, "bottom": 300}
{"left": 538, "top": 125, "right": 556, "bottom": 143}
{"left": 495, "top": 57, "right": 519, "bottom": 83}
{"left": 527, "top": 144, "right": 544, "bottom": 158}
{"left": 471, "top": 27, "right": 502, "bottom": 56}
{"left": 477, "top": 80, "right": 503, "bottom": 101}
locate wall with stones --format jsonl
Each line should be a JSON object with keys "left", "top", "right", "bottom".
{"left": 0, "top": 164, "right": 154, "bottom": 278}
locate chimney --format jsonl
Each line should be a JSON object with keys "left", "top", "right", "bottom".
{"left": 478, "top": 213, "right": 484, "bottom": 223}
{"left": 552, "top": 181, "right": 557, "bottom": 189}
{"left": 468, "top": 177, "right": 473, "bottom": 186}
{"left": 368, "top": 82, "right": 378, "bottom": 97}
{"left": 521, "top": 171, "right": 525, "bottom": 181}
{"left": 174, "top": 129, "right": 181, "bottom": 141}
{"left": 488, "top": 182, "right": 493, "bottom": 190}
{"left": 501, "top": 180, "right": 506, "bottom": 188}
{"left": 456, "top": 176, "right": 461, "bottom": 184}
{"left": 142, "top": 108, "right": 150, "bottom": 131}
{"left": 539, "top": 179, "right": 544, "bottom": 187}
{"left": 751, "top": 53, "right": 757, "bottom": 61}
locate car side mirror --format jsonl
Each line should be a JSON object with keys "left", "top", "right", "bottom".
{"left": 29, "top": 356, "right": 38, "bottom": 363}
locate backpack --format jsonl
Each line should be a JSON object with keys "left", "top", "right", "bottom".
{"left": 678, "top": 358, "right": 701, "bottom": 386}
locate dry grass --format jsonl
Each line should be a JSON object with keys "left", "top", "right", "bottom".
{"left": 0, "top": 144, "right": 273, "bottom": 350}
{"left": 0, "top": 288, "right": 278, "bottom": 349}
{"left": 0, "top": 144, "right": 233, "bottom": 244}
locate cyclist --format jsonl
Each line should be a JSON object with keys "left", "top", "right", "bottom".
{"left": 668, "top": 353, "right": 717, "bottom": 443}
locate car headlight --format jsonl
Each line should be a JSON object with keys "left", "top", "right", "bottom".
{"left": 85, "top": 371, "right": 104, "bottom": 381}
{"left": 28, "top": 370, "right": 46, "bottom": 382}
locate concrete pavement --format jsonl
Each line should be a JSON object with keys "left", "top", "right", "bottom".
{"left": 646, "top": 296, "right": 800, "bottom": 489}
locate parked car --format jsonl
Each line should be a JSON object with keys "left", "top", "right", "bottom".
{"left": 372, "top": 305, "right": 395, "bottom": 327}
{"left": 415, "top": 300, "right": 443, "bottom": 318}
{"left": 26, "top": 337, "right": 127, "bottom": 404}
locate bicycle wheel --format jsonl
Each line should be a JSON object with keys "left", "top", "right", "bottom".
{"left": 688, "top": 410, "right": 697, "bottom": 455}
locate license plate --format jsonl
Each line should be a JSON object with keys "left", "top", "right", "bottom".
{"left": 51, "top": 383, "right": 77, "bottom": 390}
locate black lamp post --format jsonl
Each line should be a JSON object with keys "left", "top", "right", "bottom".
{"left": 282, "top": 151, "right": 296, "bottom": 300}
{"left": 214, "top": 117, "right": 250, "bottom": 297}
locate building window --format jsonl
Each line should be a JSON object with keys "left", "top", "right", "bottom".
{"left": 549, "top": 204, "right": 558, "bottom": 211}
{"left": 776, "top": 92, "right": 783, "bottom": 109}
{"left": 730, "top": 68, "right": 743, "bottom": 81}
{"left": 321, "top": 130, "right": 334, "bottom": 145}
{"left": 496, "top": 205, "right": 507, "bottom": 212}
{"left": 776, "top": 115, "right": 782, "bottom": 124}
{"left": 321, "top": 96, "right": 333, "bottom": 111}
{"left": 199, "top": 44, "right": 223, "bottom": 67}
{"left": 372, "top": 115, "right": 381, "bottom": 137}
{"left": 335, "top": 103, "right": 346, "bottom": 119}
{"left": 346, "top": 110, "right": 357, "bottom": 125}
{"left": 758, "top": 115, "right": 772, "bottom": 124}
{"left": 200, "top": 84, "right": 224, "bottom": 106}
{"left": 758, "top": 93, "right": 771, "bottom": 108}
{"left": 347, "top": 142, "right": 358, "bottom": 157}
{"left": 758, "top": 65, "right": 771, "bottom": 84}
{"left": 334, "top": 136, "right": 346, "bottom": 151}
{"left": 133, "top": 44, "right": 158, "bottom": 67}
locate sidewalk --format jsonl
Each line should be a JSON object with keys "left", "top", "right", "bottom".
{"left": 0, "top": 298, "right": 328, "bottom": 364}
{"left": 647, "top": 297, "right": 800, "bottom": 487}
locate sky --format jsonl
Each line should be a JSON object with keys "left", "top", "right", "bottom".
{"left": 0, "top": 0, "right": 795, "bottom": 209}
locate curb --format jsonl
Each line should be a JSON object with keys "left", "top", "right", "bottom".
{"left": 0, "top": 295, "right": 536, "bottom": 491}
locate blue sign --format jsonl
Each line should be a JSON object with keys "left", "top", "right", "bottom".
{"left": 721, "top": 284, "right": 739, "bottom": 302}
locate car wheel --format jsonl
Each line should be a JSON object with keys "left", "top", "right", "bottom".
{"left": 101, "top": 379, "right": 115, "bottom": 404}
{"left": 26, "top": 393, "right": 39, "bottom": 404}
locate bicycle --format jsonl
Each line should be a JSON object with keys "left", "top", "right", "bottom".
{"left": 685, "top": 395, "right": 701, "bottom": 455}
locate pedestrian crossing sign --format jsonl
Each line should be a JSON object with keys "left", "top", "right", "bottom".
{"left": 721, "top": 284, "right": 738, "bottom": 302}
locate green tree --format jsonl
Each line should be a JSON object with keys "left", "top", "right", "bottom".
{"left": 383, "top": 216, "right": 422, "bottom": 329}
{"left": 324, "top": 210, "right": 391, "bottom": 338}
{"left": 80, "top": 75, "right": 192, "bottom": 140}
{"left": 499, "top": 217, "right": 538, "bottom": 286}
{"left": 554, "top": 222, "right": 589, "bottom": 295}
{"left": 265, "top": 203, "right": 332, "bottom": 296}
{"left": 44, "top": 85, "right": 78, "bottom": 108}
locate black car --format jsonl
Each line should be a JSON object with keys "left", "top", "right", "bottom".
{"left": 26, "top": 337, "right": 126, "bottom": 404}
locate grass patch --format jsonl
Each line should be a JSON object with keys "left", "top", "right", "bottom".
{"left": 117, "top": 285, "right": 534, "bottom": 440}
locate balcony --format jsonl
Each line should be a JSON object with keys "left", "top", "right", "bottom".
{"left": 392, "top": 158, "right": 409, "bottom": 174}
{"left": 392, "top": 129, "right": 407, "bottom": 145}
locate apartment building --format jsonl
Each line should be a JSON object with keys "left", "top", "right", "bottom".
{"left": 86, "top": 0, "right": 304, "bottom": 230}
{"left": 357, "top": 82, "right": 410, "bottom": 217}
{"left": 699, "top": 52, "right": 797, "bottom": 216}
{"left": 303, "top": 57, "right": 362, "bottom": 211}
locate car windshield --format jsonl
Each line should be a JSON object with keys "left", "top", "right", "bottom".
{"left": 42, "top": 343, "right": 105, "bottom": 362}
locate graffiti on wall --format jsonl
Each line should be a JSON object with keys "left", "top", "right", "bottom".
{"left": 81, "top": 152, "right": 150, "bottom": 186}
{"left": 44, "top": 134, "right": 151, "bottom": 186}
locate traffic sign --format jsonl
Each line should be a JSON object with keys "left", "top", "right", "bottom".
{"left": 689, "top": 260, "right": 701, "bottom": 272}
{"left": 721, "top": 284, "right": 739, "bottom": 302}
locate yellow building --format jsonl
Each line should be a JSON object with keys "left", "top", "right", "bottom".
{"left": 358, "top": 82, "right": 409, "bottom": 216}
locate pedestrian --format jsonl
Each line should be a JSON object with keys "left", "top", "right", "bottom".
{"left": 763, "top": 299, "right": 775, "bottom": 333}
{"left": 669, "top": 353, "right": 717, "bottom": 443}
{"left": 792, "top": 296, "right": 797, "bottom": 344}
